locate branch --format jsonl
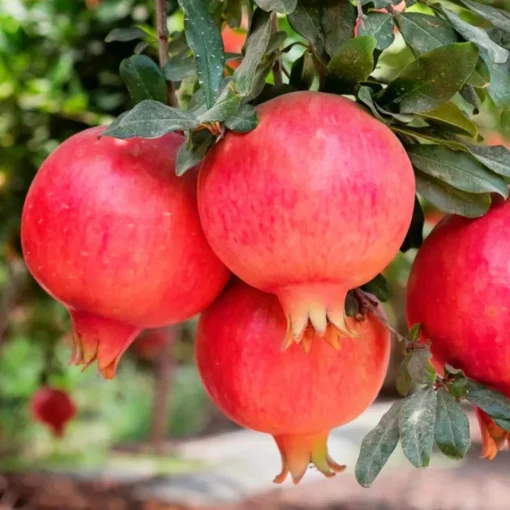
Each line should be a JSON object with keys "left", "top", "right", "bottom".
{"left": 271, "top": 15, "right": 283, "bottom": 87}
{"left": 156, "top": 0, "right": 178, "bottom": 107}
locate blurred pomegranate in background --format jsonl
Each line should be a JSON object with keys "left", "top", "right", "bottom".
{"left": 30, "top": 387, "right": 77, "bottom": 438}
{"left": 131, "top": 326, "right": 176, "bottom": 362}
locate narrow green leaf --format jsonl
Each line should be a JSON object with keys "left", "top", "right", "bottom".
{"left": 355, "top": 401, "right": 403, "bottom": 488}
{"left": 373, "top": 0, "right": 405, "bottom": 8}
{"left": 358, "top": 86, "right": 387, "bottom": 122}
{"left": 407, "top": 349, "right": 437, "bottom": 385}
{"left": 325, "top": 36, "right": 377, "bottom": 94}
{"left": 441, "top": 7, "right": 508, "bottom": 64}
{"left": 360, "top": 273, "right": 391, "bottom": 302}
{"left": 378, "top": 43, "right": 479, "bottom": 113}
{"left": 163, "top": 54, "right": 196, "bottom": 81}
{"left": 415, "top": 171, "right": 491, "bottom": 218}
{"left": 225, "top": 103, "right": 259, "bottom": 132}
{"left": 465, "top": 143, "right": 510, "bottom": 177}
{"left": 482, "top": 52, "right": 510, "bottom": 109}
{"left": 397, "top": 357, "right": 413, "bottom": 397}
{"left": 254, "top": 0, "right": 297, "bottom": 14}
{"left": 176, "top": 131, "right": 216, "bottom": 176}
{"left": 105, "top": 27, "right": 151, "bottom": 43}
{"left": 407, "top": 323, "right": 421, "bottom": 343}
{"left": 358, "top": 12, "right": 395, "bottom": 51}
{"left": 290, "top": 51, "right": 317, "bottom": 90}
{"left": 198, "top": 82, "right": 242, "bottom": 123}
{"left": 418, "top": 103, "right": 478, "bottom": 138}
{"left": 399, "top": 387, "right": 437, "bottom": 468}
{"left": 400, "top": 196, "right": 424, "bottom": 252}
{"left": 460, "top": 0, "right": 510, "bottom": 33}
{"left": 501, "top": 110, "right": 510, "bottom": 135}
{"left": 119, "top": 55, "right": 169, "bottom": 105}
{"left": 434, "top": 389, "right": 471, "bottom": 459}
{"left": 102, "top": 100, "right": 199, "bottom": 139}
{"left": 225, "top": 0, "right": 243, "bottom": 27}
{"left": 495, "top": 417, "right": 510, "bottom": 430}
{"left": 408, "top": 145, "right": 508, "bottom": 197}
{"left": 466, "top": 58, "right": 491, "bottom": 88}
{"left": 178, "top": 0, "right": 225, "bottom": 108}
{"left": 465, "top": 381, "right": 510, "bottom": 420}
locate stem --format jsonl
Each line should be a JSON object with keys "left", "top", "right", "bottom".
{"left": 155, "top": 0, "right": 178, "bottom": 107}
{"left": 355, "top": 0, "right": 366, "bottom": 23}
{"left": 271, "top": 15, "right": 283, "bottom": 86}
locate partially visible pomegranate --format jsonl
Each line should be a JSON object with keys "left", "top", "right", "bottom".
{"left": 132, "top": 326, "right": 175, "bottom": 361}
{"left": 222, "top": 25, "right": 246, "bottom": 71}
{"left": 22, "top": 127, "right": 230, "bottom": 379}
{"left": 196, "top": 280, "right": 391, "bottom": 484}
{"left": 30, "top": 387, "right": 77, "bottom": 438}
{"left": 199, "top": 91, "right": 415, "bottom": 348}
{"left": 406, "top": 197, "right": 510, "bottom": 459}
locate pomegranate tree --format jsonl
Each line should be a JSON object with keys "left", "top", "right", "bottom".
{"left": 30, "top": 387, "right": 77, "bottom": 438}
{"left": 196, "top": 280, "right": 390, "bottom": 484}
{"left": 22, "top": 127, "right": 230, "bottom": 379}
{"left": 198, "top": 91, "right": 415, "bottom": 348}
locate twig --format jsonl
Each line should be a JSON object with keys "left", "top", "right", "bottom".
{"left": 271, "top": 15, "right": 283, "bottom": 86}
{"left": 155, "top": 0, "right": 178, "bottom": 107}
{"left": 355, "top": 0, "right": 366, "bottom": 24}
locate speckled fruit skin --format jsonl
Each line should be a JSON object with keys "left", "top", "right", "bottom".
{"left": 30, "top": 387, "right": 77, "bottom": 438}
{"left": 196, "top": 280, "right": 391, "bottom": 484}
{"left": 406, "top": 197, "right": 510, "bottom": 459}
{"left": 198, "top": 91, "right": 415, "bottom": 347}
{"left": 22, "top": 127, "right": 230, "bottom": 378}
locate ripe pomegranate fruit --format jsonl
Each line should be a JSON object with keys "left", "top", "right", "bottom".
{"left": 132, "top": 326, "right": 175, "bottom": 362}
{"left": 198, "top": 91, "right": 415, "bottom": 348}
{"left": 406, "top": 196, "right": 510, "bottom": 459}
{"left": 196, "top": 280, "right": 391, "bottom": 483}
{"left": 30, "top": 387, "right": 77, "bottom": 437}
{"left": 22, "top": 127, "right": 230, "bottom": 379}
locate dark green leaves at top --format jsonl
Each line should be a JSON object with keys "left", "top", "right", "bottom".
{"left": 198, "top": 82, "right": 242, "bottom": 123}
{"left": 225, "top": 103, "right": 259, "bottom": 132}
{"left": 460, "top": 0, "right": 510, "bottom": 34}
{"left": 120, "top": 55, "right": 169, "bottom": 105}
{"left": 465, "top": 381, "right": 510, "bottom": 421}
{"left": 290, "top": 51, "right": 317, "bottom": 90}
{"left": 163, "top": 54, "right": 196, "bottom": 81}
{"left": 378, "top": 43, "right": 479, "bottom": 113}
{"left": 466, "top": 143, "right": 510, "bottom": 177}
{"left": 418, "top": 103, "right": 478, "bottom": 138}
{"left": 102, "top": 100, "right": 199, "bottom": 139}
{"left": 254, "top": 0, "right": 298, "bottom": 14}
{"left": 105, "top": 27, "right": 152, "bottom": 43}
{"left": 358, "top": 12, "right": 395, "bottom": 51}
{"left": 178, "top": 0, "right": 225, "bottom": 108}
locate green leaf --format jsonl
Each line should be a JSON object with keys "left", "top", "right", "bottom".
{"left": 466, "top": 58, "right": 491, "bottom": 88}
{"left": 482, "top": 52, "right": 510, "bottom": 109}
{"left": 234, "top": 9, "right": 274, "bottom": 96}
{"left": 198, "top": 82, "right": 242, "bottom": 123}
{"left": 360, "top": 273, "right": 391, "bottom": 302}
{"left": 325, "top": 36, "right": 377, "bottom": 94}
{"left": 407, "top": 323, "right": 421, "bottom": 343}
{"left": 408, "top": 145, "right": 508, "bottom": 197}
{"left": 378, "top": 43, "right": 479, "bottom": 113}
{"left": 358, "top": 86, "right": 387, "bottom": 123}
{"left": 501, "top": 109, "right": 510, "bottom": 135}
{"left": 396, "top": 358, "right": 413, "bottom": 397}
{"left": 495, "top": 417, "right": 510, "bottom": 430}
{"left": 398, "top": 387, "right": 437, "bottom": 468}
{"left": 397, "top": 13, "right": 458, "bottom": 55}
{"left": 102, "top": 100, "right": 199, "bottom": 139}
{"left": 407, "top": 349, "right": 437, "bottom": 385}
{"left": 418, "top": 103, "right": 478, "bottom": 138}
{"left": 373, "top": 0, "right": 404, "bottom": 8}
{"left": 464, "top": 143, "right": 510, "bottom": 177}
{"left": 434, "top": 389, "right": 471, "bottom": 460}
{"left": 105, "top": 27, "right": 151, "bottom": 43}
{"left": 225, "top": 0, "right": 243, "bottom": 27}
{"left": 176, "top": 131, "right": 216, "bottom": 176}
{"left": 465, "top": 381, "right": 510, "bottom": 420}
{"left": 355, "top": 401, "right": 403, "bottom": 488}
{"left": 225, "top": 103, "right": 259, "bottom": 132}
{"left": 441, "top": 7, "right": 508, "bottom": 64}
{"left": 290, "top": 51, "right": 317, "bottom": 90}
{"left": 415, "top": 171, "right": 491, "bottom": 218}
{"left": 162, "top": 54, "right": 196, "bottom": 81}
{"left": 254, "top": 0, "right": 297, "bottom": 13}
{"left": 178, "top": 0, "right": 225, "bottom": 108}
{"left": 358, "top": 13, "right": 395, "bottom": 51}
{"left": 400, "top": 196, "right": 424, "bottom": 252}
{"left": 460, "top": 0, "right": 510, "bottom": 33}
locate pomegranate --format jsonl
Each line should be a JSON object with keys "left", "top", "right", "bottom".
{"left": 196, "top": 280, "right": 391, "bottom": 483}
{"left": 132, "top": 326, "right": 175, "bottom": 361}
{"left": 198, "top": 91, "right": 415, "bottom": 348}
{"left": 22, "top": 127, "right": 230, "bottom": 379}
{"left": 222, "top": 25, "right": 246, "bottom": 71}
{"left": 406, "top": 197, "right": 510, "bottom": 459}
{"left": 30, "top": 387, "right": 77, "bottom": 437}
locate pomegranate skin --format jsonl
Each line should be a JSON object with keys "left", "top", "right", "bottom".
{"left": 30, "top": 387, "right": 77, "bottom": 438}
{"left": 198, "top": 91, "right": 415, "bottom": 346}
{"left": 196, "top": 280, "right": 391, "bottom": 484}
{"left": 406, "top": 197, "right": 510, "bottom": 459}
{"left": 22, "top": 127, "right": 230, "bottom": 378}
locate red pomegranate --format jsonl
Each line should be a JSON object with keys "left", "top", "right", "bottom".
{"left": 132, "top": 326, "right": 175, "bottom": 361}
{"left": 196, "top": 280, "right": 391, "bottom": 484}
{"left": 22, "top": 127, "right": 230, "bottom": 379}
{"left": 406, "top": 197, "right": 510, "bottom": 459}
{"left": 198, "top": 91, "right": 415, "bottom": 348}
{"left": 30, "top": 387, "right": 77, "bottom": 438}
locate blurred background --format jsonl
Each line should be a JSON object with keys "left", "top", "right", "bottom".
{"left": 1, "top": 0, "right": 509, "bottom": 509}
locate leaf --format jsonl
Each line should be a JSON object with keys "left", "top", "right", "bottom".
{"left": 355, "top": 401, "right": 403, "bottom": 488}
{"left": 407, "top": 349, "right": 437, "bottom": 385}
{"left": 373, "top": 0, "right": 405, "bottom": 8}
{"left": 105, "top": 27, "right": 151, "bottom": 43}
{"left": 178, "top": 0, "right": 225, "bottom": 108}
{"left": 198, "top": 82, "right": 242, "bottom": 123}
{"left": 325, "top": 36, "right": 377, "bottom": 94}
{"left": 397, "top": 13, "right": 458, "bottom": 55}
{"left": 398, "top": 387, "right": 437, "bottom": 468}
{"left": 290, "top": 51, "right": 317, "bottom": 90}
{"left": 407, "top": 323, "right": 422, "bottom": 343}
{"left": 101, "top": 100, "right": 199, "bottom": 139}
{"left": 378, "top": 43, "right": 479, "bottom": 113}
{"left": 460, "top": 0, "right": 510, "bottom": 33}
{"left": 465, "top": 381, "right": 510, "bottom": 420}
{"left": 119, "top": 55, "right": 169, "bottom": 105}
{"left": 418, "top": 103, "right": 478, "bottom": 138}
{"left": 358, "top": 86, "right": 387, "bottom": 122}
{"left": 397, "top": 358, "right": 413, "bottom": 397}
{"left": 360, "top": 273, "right": 391, "bottom": 302}
{"left": 416, "top": 171, "right": 491, "bottom": 217}
{"left": 466, "top": 58, "right": 491, "bottom": 88}
{"left": 358, "top": 12, "right": 395, "bottom": 51}
{"left": 434, "top": 389, "right": 471, "bottom": 459}
{"left": 254, "top": 0, "right": 297, "bottom": 13}
{"left": 464, "top": 143, "right": 510, "bottom": 177}
{"left": 481, "top": 52, "right": 510, "bottom": 109}
{"left": 225, "top": 0, "right": 243, "bottom": 27}
{"left": 441, "top": 7, "right": 508, "bottom": 64}
{"left": 408, "top": 145, "right": 508, "bottom": 197}
{"left": 494, "top": 417, "right": 510, "bottom": 430}
{"left": 176, "top": 131, "right": 216, "bottom": 176}
{"left": 225, "top": 103, "right": 259, "bottom": 132}
{"left": 163, "top": 54, "right": 196, "bottom": 81}
{"left": 234, "top": 9, "right": 274, "bottom": 96}
{"left": 400, "top": 196, "right": 424, "bottom": 252}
